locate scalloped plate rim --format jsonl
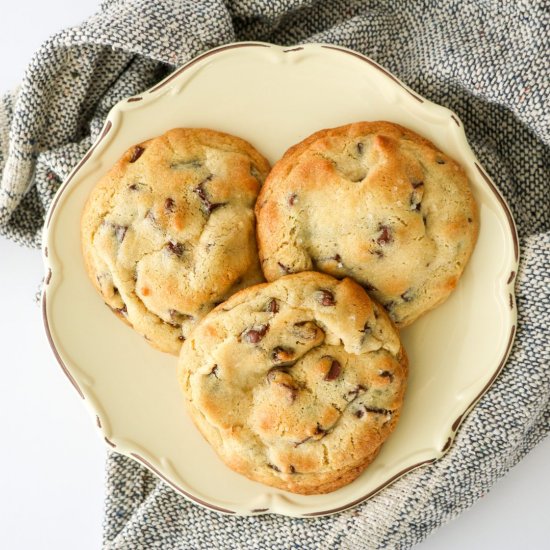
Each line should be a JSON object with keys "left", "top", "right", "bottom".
{"left": 41, "top": 41, "right": 519, "bottom": 518}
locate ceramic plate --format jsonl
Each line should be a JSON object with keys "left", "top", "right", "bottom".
{"left": 42, "top": 43, "right": 518, "bottom": 517}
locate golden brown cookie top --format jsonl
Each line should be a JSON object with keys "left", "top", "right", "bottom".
{"left": 256, "top": 121, "right": 478, "bottom": 327}
{"left": 81, "top": 128, "right": 270, "bottom": 354}
{"left": 178, "top": 272, "right": 407, "bottom": 494}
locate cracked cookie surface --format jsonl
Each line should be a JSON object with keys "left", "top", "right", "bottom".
{"left": 178, "top": 272, "right": 408, "bottom": 494}
{"left": 81, "top": 128, "right": 270, "bottom": 355}
{"left": 256, "top": 121, "right": 479, "bottom": 327}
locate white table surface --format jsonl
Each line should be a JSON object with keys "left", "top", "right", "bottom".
{"left": 0, "top": 2, "right": 548, "bottom": 549}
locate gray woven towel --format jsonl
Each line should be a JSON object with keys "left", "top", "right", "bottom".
{"left": 1, "top": 0, "right": 548, "bottom": 548}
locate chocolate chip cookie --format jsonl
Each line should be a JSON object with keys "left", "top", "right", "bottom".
{"left": 81, "top": 128, "right": 270, "bottom": 354}
{"left": 256, "top": 121, "right": 478, "bottom": 327}
{"left": 178, "top": 272, "right": 408, "bottom": 494}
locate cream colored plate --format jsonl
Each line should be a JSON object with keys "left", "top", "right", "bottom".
{"left": 42, "top": 43, "right": 518, "bottom": 517}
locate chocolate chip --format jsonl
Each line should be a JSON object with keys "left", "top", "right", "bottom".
{"left": 289, "top": 193, "right": 297, "bottom": 206}
{"left": 129, "top": 183, "right": 139, "bottom": 191}
{"left": 242, "top": 324, "right": 269, "bottom": 344}
{"left": 314, "top": 423, "right": 327, "bottom": 436}
{"left": 265, "top": 298, "right": 279, "bottom": 314}
{"left": 468, "top": 217, "right": 473, "bottom": 223}
{"left": 316, "top": 289, "right": 336, "bottom": 306}
{"left": 209, "top": 365, "right": 219, "bottom": 378}
{"left": 114, "top": 304, "right": 127, "bottom": 316}
{"left": 356, "top": 142, "right": 364, "bottom": 155}
{"left": 379, "top": 370, "right": 394, "bottom": 381}
{"left": 355, "top": 409, "right": 365, "bottom": 418}
{"left": 164, "top": 198, "right": 175, "bottom": 212}
{"left": 360, "top": 322, "right": 372, "bottom": 335}
{"left": 114, "top": 224, "right": 128, "bottom": 243}
{"left": 129, "top": 146, "right": 144, "bottom": 163}
{"left": 271, "top": 346, "right": 295, "bottom": 365}
{"left": 376, "top": 224, "right": 393, "bottom": 245}
{"left": 289, "top": 465, "right": 296, "bottom": 474}
{"left": 364, "top": 406, "right": 393, "bottom": 415}
{"left": 401, "top": 289, "right": 414, "bottom": 302}
{"left": 324, "top": 359, "right": 342, "bottom": 381}
{"left": 329, "top": 253, "right": 344, "bottom": 269}
{"left": 194, "top": 179, "right": 225, "bottom": 214}
{"left": 277, "top": 261, "right": 292, "bottom": 274}
{"left": 292, "top": 321, "right": 319, "bottom": 340}
{"left": 166, "top": 241, "right": 184, "bottom": 257}
{"left": 177, "top": 335, "right": 185, "bottom": 342}
{"left": 267, "top": 463, "right": 281, "bottom": 472}
{"left": 194, "top": 178, "right": 212, "bottom": 204}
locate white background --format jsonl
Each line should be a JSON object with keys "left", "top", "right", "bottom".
{"left": 0, "top": 2, "right": 548, "bottom": 549}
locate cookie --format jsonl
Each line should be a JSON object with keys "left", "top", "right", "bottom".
{"left": 178, "top": 272, "right": 408, "bottom": 494}
{"left": 256, "top": 121, "right": 478, "bottom": 327}
{"left": 81, "top": 128, "right": 270, "bottom": 355}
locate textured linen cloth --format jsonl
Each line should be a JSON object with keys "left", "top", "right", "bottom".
{"left": 1, "top": 0, "right": 548, "bottom": 548}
